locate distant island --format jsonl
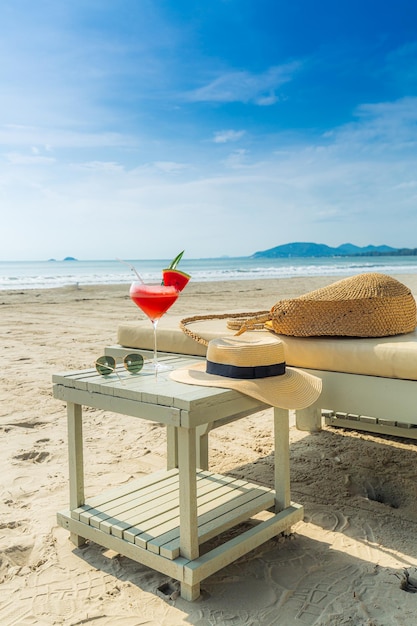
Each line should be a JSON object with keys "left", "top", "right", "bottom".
{"left": 252, "top": 242, "right": 417, "bottom": 258}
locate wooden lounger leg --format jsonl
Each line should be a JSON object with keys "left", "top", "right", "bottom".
{"left": 295, "top": 400, "right": 322, "bottom": 432}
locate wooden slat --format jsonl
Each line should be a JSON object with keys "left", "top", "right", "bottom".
{"left": 109, "top": 491, "right": 180, "bottom": 538}
{"left": 160, "top": 490, "right": 274, "bottom": 559}
{"left": 183, "top": 503, "right": 304, "bottom": 586}
{"left": 122, "top": 473, "right": 248, "bottom": 546}
{"left": 87, "top": 473, "right": 183, "bottom": 530}
{"left": 71, "top": 469, "right": 253, "bottom": 546}
{"left": 101, "top": 472, "right": 215, "bottom": 536}
{"left": 57, "top": 510, "right": 188, "bottom": 581}
{"left": 145, "top": 476, "right": 256, "bottom": 556}
{"left": 179, "top": 394, "right": 268, "bottom": 428}
{"left": 58, "top": 502, "right": 303, "bottom": 595}
{"left": 325, "top": 414, "right": 417, "bottom": 439}
{"left": 53, "top": 385, "right": 181, "bottom": 425}
{"left": 71, "top": 468, "right": 178, "bottom": 520}
{"left": 54, "top": 356, "right": 263, "bottom": 407}
{"left": 132, "top": 478, "right": 273, "bottom": 557}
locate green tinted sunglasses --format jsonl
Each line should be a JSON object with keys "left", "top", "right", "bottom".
{"left": 95, "top": 353, "right": 144, "bottom": 376}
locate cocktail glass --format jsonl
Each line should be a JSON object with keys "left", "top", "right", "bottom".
{"left": 129, "top": 281, "right": 179, "bottom": 373}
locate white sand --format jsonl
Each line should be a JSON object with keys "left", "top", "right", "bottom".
{"left": 1, "top": 275, "right": 417, "bottom": 625}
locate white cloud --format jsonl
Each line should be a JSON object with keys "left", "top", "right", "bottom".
{"left": 75, "top": 161, "right": 124, "bottom": 173}
{"left": 5, "top": 151, "right": 55, "bottom": 165}
{"left": 222, "top": 149, "right": 250, "bottom": 169}
{"left": 255, "top": 94, "right": 281, "bottom": 106}
{"left": 185, "top": 62, "right": 301, "bottom": 104}
{"left": 327, "top": 97, "right": 417, "bottom": 150}
{"left": 213, "top": 130, "right": 246, "bottom": 143}
{"left": 1, "top": 92, "right": 417, "bottom": 259}
{"left": 152, "top": 161, "right": 188, "bottom": 173}
{"left": 0, "top": 124, "right": 135, "bottom": 149}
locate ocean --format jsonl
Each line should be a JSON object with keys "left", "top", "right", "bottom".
{"left": 1, "top": 256, "right": 417, "bottom": 290}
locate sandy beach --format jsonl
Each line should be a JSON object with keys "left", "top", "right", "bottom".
{"left": 2, "top": 274, "right": 417, "bottom": 626}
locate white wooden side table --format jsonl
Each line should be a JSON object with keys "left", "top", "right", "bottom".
{"left": 53, "top": 353, "right": 303, "bottom": 601}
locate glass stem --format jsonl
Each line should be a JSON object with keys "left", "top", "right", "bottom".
{"left": 151, "top": 319, "right": 158, "bottom": 368}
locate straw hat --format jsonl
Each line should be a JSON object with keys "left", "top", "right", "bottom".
{"left": 170, "top": 335, "right": 322, "bottom": 409}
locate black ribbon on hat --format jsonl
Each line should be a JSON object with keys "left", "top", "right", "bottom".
{"left": 206, "top": 360, "right": 286, "bottom": 379}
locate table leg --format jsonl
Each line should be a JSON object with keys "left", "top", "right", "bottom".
{"left": 167, "top": 423, "right": 210, "bottom": 471}
{"left": 67, "top": 402, "right": 86, "bottom": 547}
{"left": 196, "top": 423, "right": 210, "bottom": 470}
{"left": 177, "top": 425, "right": 200, "bottom": 600}
{"left": 273, "top": 407, "right": 290, "bottom": 512}
{"left": 180, "top": 581, "right": 201, "bottom": 602}
{"left": 166, "top": 425, "right": 178, "bottom": 469}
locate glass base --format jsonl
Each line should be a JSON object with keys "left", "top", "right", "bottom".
{"left": 142, "top": 361, "right": 173, "bottom": 373}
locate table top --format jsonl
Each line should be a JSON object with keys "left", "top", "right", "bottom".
{"left": 52, "top": 352, "right": 269, "bottom": 428}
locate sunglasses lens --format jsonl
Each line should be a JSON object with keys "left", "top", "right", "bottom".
{"left": 96, "top": 356, "right": 116, "bottom": 376}
{"left": 124, "top": 353, "right": 144, "bottom": 373}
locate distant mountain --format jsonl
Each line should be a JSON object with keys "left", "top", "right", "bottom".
{"left": 252, "top": 242, "right": 398, "bottom": 258}
{"left": 354, "top": 247, "right": 417, "bottom": 257}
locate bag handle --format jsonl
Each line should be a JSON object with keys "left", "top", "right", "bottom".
{"left": 180, "top": 310, "right": 271, "bottom": 346}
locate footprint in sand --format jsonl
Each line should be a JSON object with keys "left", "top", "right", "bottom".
{"left": 3, "top": 542, "right": 33, "bottom": 568}
{"left": 13, "top": 450, "right": 50, "bottom": 463}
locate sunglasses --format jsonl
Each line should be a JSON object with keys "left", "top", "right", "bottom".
{"left": 95, "top": 353, "right": 144, "bottom": 377}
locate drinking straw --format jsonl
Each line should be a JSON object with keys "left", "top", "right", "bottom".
{"left": 116, "top": 258, "right": 144, "bottom": 283}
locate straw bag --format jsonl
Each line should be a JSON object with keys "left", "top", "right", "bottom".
{"left": 180, "top": 273, "right": 417, "bottom": 342}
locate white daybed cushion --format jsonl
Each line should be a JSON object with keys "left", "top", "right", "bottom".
{"left": 117, "top": 315, "right": 417, "bottom": 382}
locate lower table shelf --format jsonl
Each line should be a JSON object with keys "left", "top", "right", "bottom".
{"left": 57, "top": 468, "right": 303, "bottom": 597}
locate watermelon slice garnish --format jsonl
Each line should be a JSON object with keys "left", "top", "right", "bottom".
{"left": 162, "top": 268, "right": 190, "bottom": 291}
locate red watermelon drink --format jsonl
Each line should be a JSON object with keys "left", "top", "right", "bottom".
{"left": 129, "top": 282, "right": 179, "bottom": 373}
{"left": 128, "top": 251, "right": 190, "bottom": 374}
{"left": 130, "top": 283, "right": 179, "bottom": 321}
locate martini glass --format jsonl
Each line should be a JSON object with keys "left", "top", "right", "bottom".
{"left": 129, "top": 281, "right": 179, "bottom": 372}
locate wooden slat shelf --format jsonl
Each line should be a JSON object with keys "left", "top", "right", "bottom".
{"left": 57, "top": 501, "right": 303, "bottom": 591}
{"left": 64, "top": 469, "right": 275, "bottom": 560}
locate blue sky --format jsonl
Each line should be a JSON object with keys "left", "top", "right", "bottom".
{"left": 1, "top": 0, "right": 416, "bottom": 260}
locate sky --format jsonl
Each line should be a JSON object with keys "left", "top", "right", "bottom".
{"left": 1, "top": 0, "right": 417, "bottom": 261}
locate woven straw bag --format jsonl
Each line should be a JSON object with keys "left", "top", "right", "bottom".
{"left": 233, "top": 273, "right": 417, "bottom": 337}
{"left": 181, "top": 273, "right": 417, "bottom": 342}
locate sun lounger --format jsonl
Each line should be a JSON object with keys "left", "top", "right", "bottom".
{"left": 108, "top": 315, "right": 417, "bottom": 440}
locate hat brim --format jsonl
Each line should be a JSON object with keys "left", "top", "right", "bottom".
{"left": 170, "top": 362, "right": 321, "bottom": 410}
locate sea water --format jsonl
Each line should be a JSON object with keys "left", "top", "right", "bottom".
{"left": 1, "top": 256, "right": 417, "bottom": 290}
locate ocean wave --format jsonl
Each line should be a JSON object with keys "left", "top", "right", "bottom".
{"left": 1, "top": 257, "right": 417, "bottom": 290}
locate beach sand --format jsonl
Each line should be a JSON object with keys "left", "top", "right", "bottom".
{"left": 2, "top": 274, "right": 417, "bottom": 625}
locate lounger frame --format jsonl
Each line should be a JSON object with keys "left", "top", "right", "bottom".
{"left": 295, "top": 367, "right": 417, "bottom": 438}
